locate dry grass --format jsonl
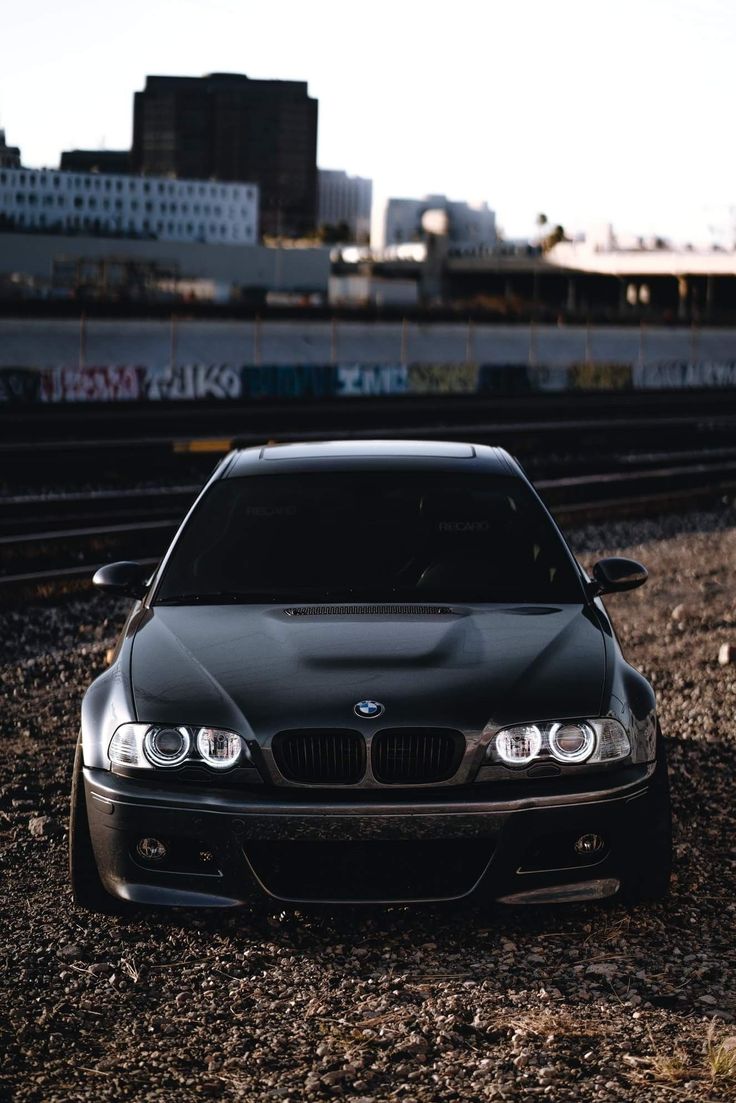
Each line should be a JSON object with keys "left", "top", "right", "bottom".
{"left": 633, "top": 1023, "right": 736, "bottom": 1090}
{"left": 705, "top": 1023, "right": 736, "bottom": 1085}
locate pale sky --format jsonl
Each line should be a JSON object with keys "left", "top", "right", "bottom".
{"left": 2, "top": 0, "right": 735, "bottom": 241}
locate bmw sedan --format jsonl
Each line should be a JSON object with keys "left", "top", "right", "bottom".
{"left": 70, "top": 440, "right": 672, "bottom": 911}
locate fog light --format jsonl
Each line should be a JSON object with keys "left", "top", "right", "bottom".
{"left": 199, "top": 850, "right": 214, "bottom": 864}
{"left": 574, "top": 833, "right": 605, "bottom": 856}
{"left": 136, "top": 837, "right": 168, "bottom": 862}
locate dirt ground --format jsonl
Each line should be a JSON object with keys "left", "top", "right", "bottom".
{"left": 1, "top": 507, "right": 735, "bottom": 1102}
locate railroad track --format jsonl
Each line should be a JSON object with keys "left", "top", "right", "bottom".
{"left": 3, "top": 457, "right": 736, "bottom": 592}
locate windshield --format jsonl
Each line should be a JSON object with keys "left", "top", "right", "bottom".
{"left": 155, "top": 472, "right": 584, "bottom": 605}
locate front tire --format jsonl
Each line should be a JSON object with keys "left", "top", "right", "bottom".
{"left": 620, "top": 732, "right": 672, "bottom": 904}
{"left": 69, "top": 736, "right": 127, "bottom": 915}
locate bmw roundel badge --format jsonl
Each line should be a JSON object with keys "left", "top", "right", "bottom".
{"left": 354, "top": 700, "right": 385, "bottom": 719}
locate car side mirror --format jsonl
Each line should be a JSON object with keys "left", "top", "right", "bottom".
{"left": 590, "top": 557, "right": 648, "bottom": 596}
{"left": 93, "top": 561, "right": 150, "bottom": 599}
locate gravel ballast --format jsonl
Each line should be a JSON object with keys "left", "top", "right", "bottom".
{"left": 1, "top": 507, "right": 735, "bottom": 1102}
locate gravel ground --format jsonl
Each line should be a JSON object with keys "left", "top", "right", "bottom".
{"left": 1, "top": 507, "right": 736, "bottom": 1102}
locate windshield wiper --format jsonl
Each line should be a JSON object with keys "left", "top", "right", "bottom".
{"left": 156, "top": 591, "right": 263, "bottom": 605}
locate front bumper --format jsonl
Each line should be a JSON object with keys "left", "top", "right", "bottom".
{"left": 83, "top": 763, "right": 659, "bottom": 907}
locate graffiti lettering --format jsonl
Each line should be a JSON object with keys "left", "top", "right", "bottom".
{"left": 632, "top": 361, "right": 736, "bottom": 389}
{"left": 0, "top": 367, "right": 42, "bottom": 404}
{"left": 337, "top": 365, "right": 408, "bottom": 397}
{"left": 407, "top": 363, "right": 479, "bottom": 394}
{"left": 144, "top": 364, "right": 242, "bottom": 401}
{"left": 40, "top": 365, "right": 142, "bottom": 403}
{"left": 241, "top": 366, "right": 337, "bottom": 400}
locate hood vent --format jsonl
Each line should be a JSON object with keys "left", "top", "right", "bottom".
{"left": 284, "top": 605, "right": 455, "bottom": 617}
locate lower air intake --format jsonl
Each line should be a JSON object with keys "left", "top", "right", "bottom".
{"left": 371, "top": 728, "right": 465, "bottom": 784}
{"left": 244, "top": 839, "right": 493, "bottom": 902}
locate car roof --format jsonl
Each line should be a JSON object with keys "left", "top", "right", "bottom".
{"left": 222, "top": 440, "right": 519, "bottom": 478}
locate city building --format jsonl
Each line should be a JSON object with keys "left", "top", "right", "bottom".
{"left": 318, "top": 170, "right": 372, "bottom": 241}
{"left": 372, "top": 194, "right": 496, "bottom": 251}
{"left": 0, "top": 165, "right": 258, "bottom": 245}
{"left": 0, "top": 130, "right": 21, "bottom": 169}
{"left": 60, "top": 149, "right": 131, "bottom": 175}
{"left": 131, "top": 73, "right": 318, "bottom": 238}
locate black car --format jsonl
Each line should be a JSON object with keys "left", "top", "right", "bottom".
{"left": 70, "top": 440, "right": 672, "bottom": 911}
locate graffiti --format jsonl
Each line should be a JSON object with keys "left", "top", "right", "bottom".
{"left": 7, "top": 357, "right": 736, "bottom": 404}
{"left": 527, "top": 365, "right": 570, "bottom": 392}
{"left": 478, "top": 364, "right": 531, "bottom": 394}
{"left": 241, "top": 365, "right": 338, "bottom": 400}
{"left": 40, "top": 365, "right": 142, "bottom": 403}
{"left": 143, "top": 364, "right": 242, "bottom": 401}
{"left": 632, "top": 361, "right": 736, "bottom": 389}
{"left": 407, "top": 363, "right": 479, "bottom": 394}
{"left": 337, "top": 365, "right": 408, "bottom": 397}
{"left": 0, "top": 367, "right": 42, "bottom": 404}
{"left": 568, "top": 363, "right": 632, "bottom": 391}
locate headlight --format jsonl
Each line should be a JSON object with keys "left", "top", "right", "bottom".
{"left": 108, "top": 723, "right": 248, "bottom": 770}
{"left": 144, "top": 726, "right": 190, "bottom": 767}
{"left": 495, "top": 724, "right": 542, "bottom": 765}
{"left": 548, "top": 722, "right": 595, "bottom": 763}
{"left": 486, "top": 718, "right": 630, "bottom": 769}
{"left": 196, "top": 727, "right": 242, "bottom": 769}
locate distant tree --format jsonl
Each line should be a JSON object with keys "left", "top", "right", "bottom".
{"left": 317, "top": 221, "right": 353, "bottom": 244}
{"left": 541, "top": 224, "right": 568, "bottom": 252}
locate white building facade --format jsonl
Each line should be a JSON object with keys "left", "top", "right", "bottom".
{"left": 318, "top": 169, "right": 372, "bottom": 240}
{"left": 372, "top": 194, "right": 496, "bottom": 251}
{"left": 0, "top": 166, "right": 259, "bottom": 245}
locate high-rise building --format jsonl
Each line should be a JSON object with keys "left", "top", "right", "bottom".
{"left": 318, "top": 170, "right": 372, "bottom": 241}
{"left": 131, "top": 73, "right": 318, "bottom": 238}
{"left": 60, "top": 149, "right": 131, "bottom": 175}
{"left": 0, "top": 130, "right": 21, "bottom": 169}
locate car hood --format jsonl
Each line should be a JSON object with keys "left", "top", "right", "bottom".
{"left": 129, "top": 604, "right": 607, "bottom": 736}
